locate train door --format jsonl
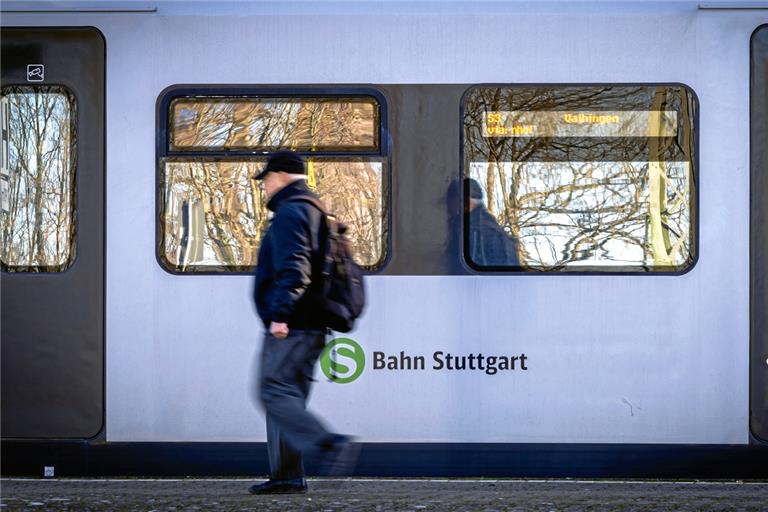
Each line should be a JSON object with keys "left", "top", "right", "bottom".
{"left": 752, "top": 24, "right": 768, "bottom": 443}
{"left": 1, "top": 28, "right": 105, "bottom": 438}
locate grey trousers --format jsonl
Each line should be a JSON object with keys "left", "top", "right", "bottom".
{"left": 258, "top": 329, "right": 331, "bottom": 480}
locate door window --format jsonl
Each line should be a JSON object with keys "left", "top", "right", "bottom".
{"left": 1, "top": 86, "right": 76, "bottom": 272}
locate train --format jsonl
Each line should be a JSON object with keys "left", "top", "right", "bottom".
{"left": 2, "top": 0, "right": 768, "bottom": 478}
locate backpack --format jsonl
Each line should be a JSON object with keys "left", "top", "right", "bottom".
{"left": 288, "top": 195, "right": 366, "bottom": 333}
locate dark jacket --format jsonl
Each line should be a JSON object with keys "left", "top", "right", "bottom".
{"left": 469, "top": 206, "right": 520, "bottom": 267}
{"left": 253, "top": 180, "right": 326, "bottom": 330}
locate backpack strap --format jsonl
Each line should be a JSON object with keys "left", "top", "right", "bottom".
{"left": 286, "top": 195, "right": 335, "bottom": 281}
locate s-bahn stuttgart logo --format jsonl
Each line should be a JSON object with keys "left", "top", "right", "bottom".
{"left": 320, "top": 338, "right": 366, "bottom": 384}
{"left": 320, "top": 337, "right": 529, "bottom": 384}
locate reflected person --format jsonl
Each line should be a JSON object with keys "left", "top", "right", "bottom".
{"left": 467, "top": 178, "right": 520, "bottom": 267}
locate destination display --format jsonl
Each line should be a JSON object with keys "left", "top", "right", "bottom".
{"left": 482, "top": 110, "right": 678, "bottom": 138}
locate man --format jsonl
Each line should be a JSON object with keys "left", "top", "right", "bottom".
{"left": 467, "top": 178, "right": 520, "bottom": 267}
{"left": 250, "top": 150, "right": 350, "bottom": 495}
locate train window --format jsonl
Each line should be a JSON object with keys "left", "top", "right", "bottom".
{"left": 1, "top": 86, "right": 76, "bottom": 272}
{"left": 159, "top": 158, "right": 386, "bottom": 272}
{"left": 462, "top": 85, "right": 697, "bottom": 273}
{"left": 158, "top": 90, "right": 388, "bottom": 274}
{"left": 169, "top": 97, "right": 379, "bottom": 152}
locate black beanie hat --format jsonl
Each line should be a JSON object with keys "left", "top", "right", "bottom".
{"left": 253, "top": 150, "right": 307, "bottom": 180}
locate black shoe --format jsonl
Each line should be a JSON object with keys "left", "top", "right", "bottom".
{"left": 248, "top": 477, "right": 307, "bottom": 495}
{"left": 319, "top": 434, "right": 360, "bottom": 476}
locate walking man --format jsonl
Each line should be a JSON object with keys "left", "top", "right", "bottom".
{"left": 250, "top": 151, "right": 351, "bottom": 495}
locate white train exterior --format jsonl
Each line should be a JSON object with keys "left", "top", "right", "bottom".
{"left": 2, "top": 0, "right": 767, "bottom": 477}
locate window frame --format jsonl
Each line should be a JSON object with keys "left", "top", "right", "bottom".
{"left": 1, "top": 84, "right": 79, "bottom": 273}
{"left": 459, "top": 82, "right": 700, "bottom": 276}
{"left": 155, "top": 85, "right": 391, "bottom": 276}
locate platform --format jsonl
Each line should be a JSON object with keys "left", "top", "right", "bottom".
{"left": 2, "top": 478, "right": 767, "bottom": 511}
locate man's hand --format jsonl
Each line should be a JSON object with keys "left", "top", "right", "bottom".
{"left": 269, "top": 322, "right": 289, "bottom": 339}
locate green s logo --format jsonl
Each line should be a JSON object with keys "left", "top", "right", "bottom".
{"left": 320, "top": 338, "right": 365, "bottom": 384}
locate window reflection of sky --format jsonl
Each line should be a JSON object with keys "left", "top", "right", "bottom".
{"left": 469, "top": 161, "right": 691, "bottom": 269}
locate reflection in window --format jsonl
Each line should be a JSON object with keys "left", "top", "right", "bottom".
{"left": 170, "top": 97, "right": 378, "bottom": 152}
{"left": 1, "top": 86, "right": 76, "bottom": 272}
{"left": 463, "top": 86, "right": 697, "bottom": 272}
{"left": 160, "top": 91, "right": 388, "bottom": 274}
{"left": 160, "top": 159, "right": 386, "bottom": 272}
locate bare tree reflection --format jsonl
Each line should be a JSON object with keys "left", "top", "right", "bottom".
{"left": 1, "top": 87, "right": 76, "bottom": 271}
{"left": 463, "top": 86, "right": 695, "bottom": 271}
{"left": 162, "top": 161, "right": 267, "bottom": 271}
{"left": 171, "top": 98, "right": 377, "bottom": 151}
{"left": 161, "top": 96, "right": 385, "bottom": 272}
{"left": 161, "top": 159, "right": 385, "bottom": 271}
{"left": 312, "top": 160, "right": 385, "bottom": 266}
